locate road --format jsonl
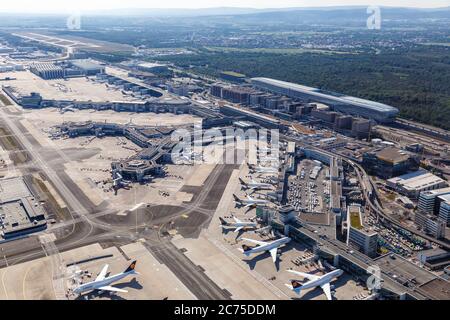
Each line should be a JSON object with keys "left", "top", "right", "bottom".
{"left": 282, "top": 133, "right": 450, "bottom": 250}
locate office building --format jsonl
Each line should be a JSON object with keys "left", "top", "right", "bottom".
{"left": 221, "top": 86, "right": 254, "bottom": 104}
{"left": 362, "top": 147, "right": 419, "bottom": 179}
{"left": 438, "top": 196, "right": 450, "bottom": 226}
{"left": 251, "top": 77, "right": 399, "bottom": 123}
{"left": 346, "top": 204, "right": 378, "bottom": 258}
{"left": 335, "top": 115, "right": 353, "bottom": 130}
{"left": 415, "top": 211, "right": 446, "bottom": 239}
{"left": 311, "top": 109, "right": 338, "bottom": 123}
{"left": 351, "top": 118, "right": 372, "bottom": 139}
{"left": 210, "top": 84, "right": 256, "bottom": 104}
{"left": 417, "top": 187, "right": 450, "bottom": 214}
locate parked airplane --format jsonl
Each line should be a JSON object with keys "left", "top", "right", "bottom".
{"left": 233, "top": 194, "right": 268, "bottom": 208}
{"left": 219, "top": 217, "right": 257, "bottom": 233}
{"left": 248, "top": 164, "right": 278, "bottom": 174}
{"left": 285, "top": 269, "right": 343, "bottom": 300}
{"left": 239, "top": 237, "right": 291, "bottom": 263}
{"left": 239, "top": 178, "right": 274, "bottom": 191}
{"left": 257, "top": 154, "right": 279, "bottom": 161}
{"left": 73, "top": 261, "right": 139, "bottom": 295}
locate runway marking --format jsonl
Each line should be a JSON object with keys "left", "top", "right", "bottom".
{"left": 0, "top": 264, "right": 9, "bottom": 300}
{"left": 22, "top": 265, "right": 33, "bottom": 300}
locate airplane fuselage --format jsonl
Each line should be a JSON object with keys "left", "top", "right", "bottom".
{"left": 240, "top": 199, "right": 267, "bottom": 206}
{"left": 73, "top": 271, "right": 135, "bottom": 294}
{"left": 247, "top": 183, "right": 273, "bottom": 190}
{"left": 298, "top": 269, "right": 343, "bottom": 291}
{"left": 246, "top": 237, "right": 291, "bottom": 255}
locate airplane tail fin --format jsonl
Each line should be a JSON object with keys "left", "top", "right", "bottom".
{"left": 239, "top": 178, "right": 247, "bottom": 186}
{"left": 219, "top": 217, "right": 228, "bottom": 226}
{"left": 233, "top": 194, "right": 242, "bottom": 203}
{"left": 124, "top": 260, "right": 137, "bottom": 273}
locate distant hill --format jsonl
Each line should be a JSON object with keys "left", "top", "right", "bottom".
{"left": 84, "top": 6, "right": 450, "bottom": 20}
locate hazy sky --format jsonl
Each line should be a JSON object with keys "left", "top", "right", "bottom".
{"left": 0, "top": 0, "right": 448, "bottom": 13}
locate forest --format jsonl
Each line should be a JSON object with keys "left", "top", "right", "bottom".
{"left": 157, "top": 46, "right": 450, "bottom": 130}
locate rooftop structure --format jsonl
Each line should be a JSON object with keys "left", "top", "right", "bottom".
{"left": 376, "top": 147, "right": 410, "bottom": 164}
{"left": 30, "top": 62, "right": 64, "bottom": 79}
{"left": 69, "top": 59, "right": 105, "bottom": 75}
{"left": 0, "top": 177, "right": 46, "bottom": 239}
{"left": 346, "top": 204, "right": 378, "bottom": 258}
{"left": 251, "top": 77, "right": 399, "bottom": 123}
{"left": 219, "top": 104, "right": 282, "bottom": 130}
{"left": 362, "top": 147, "right": 419, "bottom": 179}
{"left": 137, "top": 62, "right": 169, "bottom": 74}
{"left": 220, "top": 71, "right": 246, "bottom": 83}
{"left": 417, "top": 248, "right": 450, "bottom": 270}
{"left": 374, "top": 254, "right": 450, "bottom": 300}
{"left": 387, "top": 170, "right": 448, "bottom": 198}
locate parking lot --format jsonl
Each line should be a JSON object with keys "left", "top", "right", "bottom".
{"left": 287, "top": 159, "right": 330, "bottom": 214}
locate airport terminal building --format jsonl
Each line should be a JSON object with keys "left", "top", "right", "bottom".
{"left": 251, "top": 77, "right": 399, "bottom": 123}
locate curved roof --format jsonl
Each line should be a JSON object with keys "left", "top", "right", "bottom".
{"left": 251, "top": 77, "right": 399, "bottom": 115}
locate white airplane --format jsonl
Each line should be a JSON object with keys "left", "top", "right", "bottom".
{"left": 257, "top": 147, "right": 275, "bottom": 153}
{"left": 239, "top": 237, "right": 291, "bottom": 263}
{"left": 285, "top": 269, "right": 343, "bottom": 300}
{"left": 233, "top": 194, "right": 268, "bottom": 208}
{"left": 239, "top": 178, "right": 274, "bottom": 191}
{"left": 248, "top": 164, "right": 278, "bottom": 174}
{"left": 257, "top": 154, "right": 279, "bottom": 161}
{"left": 73, "top": 260, "right": 139, "bottom": 296}
{"left": 219, "top": 216, "right": 257, "bottom": 233}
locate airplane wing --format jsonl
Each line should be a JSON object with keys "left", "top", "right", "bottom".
{"left": 98, "top": 286, "right": 128, "bottom": 293}
{"left": 287, "top": 269, "right": 321, "bottom": 281}
{"left": 320, "top": 282, "right": 332, "bottom": 300}
{"left": 233, "top": 217, "right": 242, "bottom": 224}
{"left": 269, "top": 248, "right": 278, "bottom": 263}
{"left": 95, "top": 264, "right": 109, "bottom": 282}
{"left": 242, "top": 238, "right": 267, "bottom": 246}
{"left": 234, "top": 226, "right": 243, "bottom": 233}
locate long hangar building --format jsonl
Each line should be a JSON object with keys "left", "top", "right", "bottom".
{"left": 251, "top": 77, "right": 399, "bottom": 123}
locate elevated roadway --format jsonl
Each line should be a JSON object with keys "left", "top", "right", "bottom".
{"left": 280, "top": 133, "right": 450, "bottom": 250}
